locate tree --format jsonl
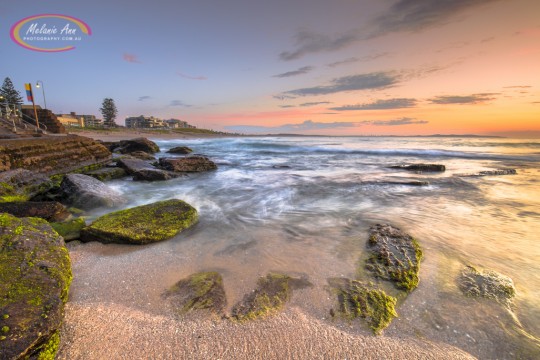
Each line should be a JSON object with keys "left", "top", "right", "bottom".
{"left": 0, "top": 77, "right": 23, "bottom": 105}
{"left": 100, "top": 98, "right": 118, "bottom": 127}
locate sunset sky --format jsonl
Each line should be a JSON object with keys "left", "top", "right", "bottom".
{"left": 2, "top": 0, "right": 539, "bottom": 136}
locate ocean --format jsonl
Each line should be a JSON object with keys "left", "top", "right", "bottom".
{"left": 74, "top": 136, "right": 540, "bottom": 358}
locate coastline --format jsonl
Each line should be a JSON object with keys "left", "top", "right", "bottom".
{"left": 70, "top": 128, "right": 234, "bottom": 142}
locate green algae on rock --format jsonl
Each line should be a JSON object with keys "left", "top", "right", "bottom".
{"left": 231, "top": 273, "right": 311, "bottom": 321}
{"left": 50, "top": 218, "right": 87, "bottom": 241}
{"left": 0, "top": 213, "right": 72, "bottom": 360}
{"left": 458, "top": 265, "right": 516, "bottom": 306}
{"left": 364, "top": 224, "right": 423, "bottom": 292}
{"left": 164, "top": 271, "right": 226, "bottom": 315}
{"left": 328, "top": 278, "right": 398, "bottom": 335}
{"left": 80, "top": 199, "right": 198, "bottom": 245}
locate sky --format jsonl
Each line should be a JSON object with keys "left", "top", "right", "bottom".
{"left": 1, "top": 0, "right": 539, "bottom": 136}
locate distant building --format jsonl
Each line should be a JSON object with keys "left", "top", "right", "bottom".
{"left": 164, "top": 118, "right": 196, "bottom": 129}
{"left": 56, "top": 112, "right": 84, "bottom": 127}
{"left": 81, "top": 114, "right": 103, "bottom": 128}
{"left": 125, "top": 115, "right": 166, "bottom": 128}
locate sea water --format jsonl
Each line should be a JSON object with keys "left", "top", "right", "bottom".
{"left": 71, "top": 136, "right": 540, "bottom": 358}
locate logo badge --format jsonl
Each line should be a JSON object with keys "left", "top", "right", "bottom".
{"left": 10, "top": 14, "right": 92, "bottom": 52}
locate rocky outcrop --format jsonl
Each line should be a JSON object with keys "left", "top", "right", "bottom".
{"left": 0, "top": 135, "right": 111, "bottom": 174}
{"left": 128, "top": 151, "right": 156, "bottom": 160}
{"left": 0, "top": 169, "right": 53, "bottom": 202}
{"left": 167, "top": 146, "right": 193, "bottom": 154}
{"left": 117, "top": 138, "right": 160, "bottom": 154}
{"left": 458, "top": 265, "right": 516, "bottom": 306}
{"left": 80, "top": 199, "right": 198, "bottom": 245}
{"left": 328, "top": 278, "right": 398, "bottom": 335}
{"left": 0, "top": 213, "right": 72, "bottom": 359}
{"left": 158, "top": 156, "right": 217, "bottom": 172}
{"left": 84, "top": 167, "right": 127, "bottom": 182}
{"left": 365, "top": 224, "right": 423, "bottom": 292}
{"left": 117, "top": 158, "right": 181, "bottom": 181}
{"left": 0, "top": 201, "right": 70, "bottom": 222}
{"left": 164, "top": 272, "right": 226, "bottom": 315}
{"left": 59, "top": 174, "right": 126, "bottom": 210}
{"left": 390, "top": 164, "right": 445, "bottom": 172}
{"left": 231, "top": 273, "right": 311, "bottom": 321}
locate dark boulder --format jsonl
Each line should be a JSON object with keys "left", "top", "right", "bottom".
{"left": 117, "top": 138, "right": 160, "bottom": 154}
{"left": 158, "top": 156, "right": 217, "bottom": 172}
{"left": 116, "top": 158, "right": 180, "bottom": 181}
{"left": 59, "top": 174, "right": 126, "bottom": 210}
{"left": 167, "top": 146, "right": 193, "bottom": 154}
{"left": 0, "top": 213, "right": 72, "bottom": 359}
{"left": 80, "top": 199, "right": 198, "bottom": 245}
{"left": 164, "top": 272, "right": 226, "bottom": 315}
{"left": 365, "top": 224, "right": 423, "bottom": 292}
{"left": 390, "top": 164, "right": 445, "bottom": 172}
{"left": 0, "top": 201, "right": 70, "bottom": 222}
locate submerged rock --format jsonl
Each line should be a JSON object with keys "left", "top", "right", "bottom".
{"left": 456, "top": 169, "right": 517, "bottom": 177}
{"left": 117, "top": 157, "right": 180, "bottom": 181}
{"left": 365, "top": 224, "right": 423, "bottom": 292}
{"left": 328, "top": 278, "right": 398, "bottom": 335}
{"left": 457, "top": 265, "right": 516, "bottom": 305}
{"left": 164, "top": 271, "right": 226, "bottom": 315}
{"left": 0, "top": 201, "right": 70, "bottom": 222}
{"left": 59, "top": 174, "right": 126, "bottom": 210}
{"left": 167, "top": 146, "right": 193, "bottom": 154}
{"left": 0, "top": 169, "right": 53, "bottom": 202}
{"left": 50, "top": 218, "right": 86, "bottom": 241}
{"left": 158, "top": 156, "right": 218, "bottom": 173}
{"left": 0, "top": 213, "right": 72, "bottom": 360}
{"left": 390, "top": 164, "right": 446, "bottom": 172}
{"left": 231, "top": 273, "right": 311, "bottom": 321}
{"left": 118, "top": 138, "right": 160, "bottom": 154}
{"left": 80, "top": 199, "right": 198, "bottom": 245}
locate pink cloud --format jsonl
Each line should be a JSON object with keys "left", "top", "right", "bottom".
{"left": 176, "top": 72, "right": 207, "bottom": 80}
{"left": 123, "top": 53, "right": 141, "bottom": 63}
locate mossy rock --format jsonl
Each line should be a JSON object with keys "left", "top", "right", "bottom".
{"left": 50, "top": 218, "right": 86, "bottom": 241}
{"left": 364, "top": 224, "right": 423, "bottom": 292}
{"left": 0, "top": 213, "right": 72, "bottom": 359}
{"left": 164, "top": 271, "right": 226, "bottom": 315}
{"left": 84, "top": 167, "right": 127, "bottom": 182}
{"left": 0, "top": 169, "right": 54, "bottom": 203}
{"left": 231, "top": 273, "right": 311, "bottom": 321}
{"left": 457, "top": 265, "right": 516, "bottom": 306}
{"left": 80, "top": 199, "right": 198, "bottom": 245}
{"left": 0, "top": 201, "right": 70, "bottom": 222}
{"left": 328, "top": 278, "right": 398, "bottom": 335}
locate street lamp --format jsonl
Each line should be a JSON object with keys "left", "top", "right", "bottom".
{"left": 35, "top": 80, "right": 47, "bottom": 110}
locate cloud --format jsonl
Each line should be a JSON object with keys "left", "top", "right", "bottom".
{"left": 284, "top": 71, "right": 399, "bottom": 97}
{"left": 326, "top": 53, "right": 391, "bottom": 68}
{"left": 279, "top": 29, "right": 358, "bottom": 61}
{"left": 330, "top": 98, "right": 417, "bottom": 111}
{"left": 429, "top": 93, "right": 498, "bottom": 104}
{"left": 138, "top": 96, "right": 151, "bottom": 102}
{"left": 177, "top": 72, "right": 207, "bottom": 80}
{"left": 503, "top": 85, "right": 532, "bottom": 89}
{"left": 299, "top": 101, "right": 331, "bottom": 107}
{"left": 123, "top": 53, "right": 141, "bottom": 63}
{"left": 362, "top": 117, "right": 428, "bottom": 126}
{"left": 273, "top": 66, "right": 314, "bottom": 78}
{"left": 273, "top": 94, "right": 296, "bottom": 101}
{"left": 279, "top": 105, "right": 295, "bottom": 108}
{"left": 169, "top": 100, "right": 192, "bottom": 107}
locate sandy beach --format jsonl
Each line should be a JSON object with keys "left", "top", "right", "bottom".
{"left": 70, "top": 128, "right": 231, "bottom": 142}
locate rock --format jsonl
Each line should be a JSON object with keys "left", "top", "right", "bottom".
{"left": 50, "top": 218, "right": 86, "bottom": 241}
{"left": 84, "top": 167, "right": 127, "bottom": 182}
{"left": 231, "top": 273, "right": 311, "bottom": 321}
{"left": 116, "top": 158, "right": 180, "bottom": 181}
{"left": 100, "top": 141, "right": 121, "bottom": 152}
{"left": 364, "top": 180, "right": 429, "bottom": 187}
{"left": 128, "top": 151, "right": 156, "bottom": 161}
{"left": 390, "top": 164, "right": 446, "bottom": 172}
{"left": 59, "top": 174, "right": 126, "bottom": 210}
{"left": 0, "top": 201, "right": 70, "bottom": 222}
{"left": 164, "top": 272, "right": 226, "bottom": 315}
{"left": 158, "top": 156, "right": 217, "bottom": 172}
{"left": 456, "top": 169, "right": 517, "bottom": 177}
{"left": 457, "top": 265, "right": 516, "bottom": 306}
{"left": 117, "top": 138, "right": 160, "bottom": 154}
{"left": 80, "top": 199, "right": 198, "bottom": 245}
{"left": 0, "top": 213, "right": 72, "bottom": 359}
{"left": 365, "top": 224, "right": 423, "bottom": 292}
{"left": 328, "top": 278, "right": 398, "bottom": 335}
{"left": 0, "top": 169, "right": 53, "bottom": 202}
{"left": 272, "top": 165, "right": 291, "bottom": 169}
{"left": 167, "top": 146, "right": 193, "bottom": 154}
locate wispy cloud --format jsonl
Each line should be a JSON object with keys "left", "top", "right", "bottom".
{"left": 327, "top": 53, "right": 391, "bottom": 68}
{"left": 300, "top": 101, "right": 331, "bottom": 107}
{"left": 503, "top": 85, "right": 532, "bottom": 89}
{"left": 273, "top": 94, "right": 296, "bottom": 101}
{"left": 169, "top": 100, "right": 192, "bottom": 107}
{"left": 177, "top": 72, "right": 207, "bottom": 80}
{"left": 330, "top": 98, "right": 417, "bottom": 111}
{"left": 279, "top": 30, "right": 358, "bottom": 61}
{"left": 279, "top": 105, "right": 296, "bottom": 108}
{"left": 283, "top": 72, "right": 399, "bottom": 97}
{"left": 273, "top": 66, "right": 314, "bottom": 78}
{"left": 429, "top": 93, "right": 498, "bottom": 104}
{"left": 362, "top": 117, "right": 428, "bottom": 126}
{"left": 138, "top": 96, "right": 151, "bottom": 102}
{"left": 123, "top": 53, "right": 141, "bottom": 63}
